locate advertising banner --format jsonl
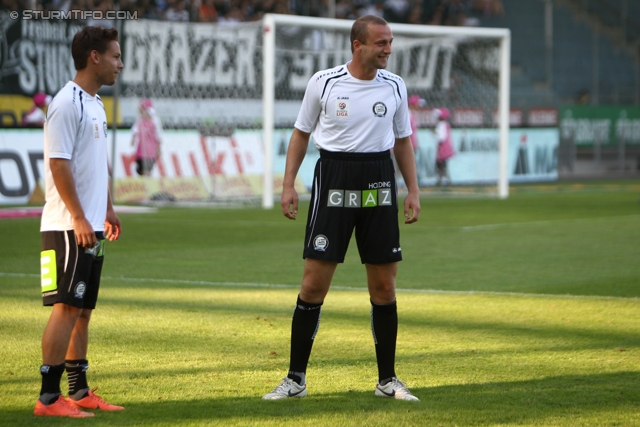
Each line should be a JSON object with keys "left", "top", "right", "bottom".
{"left": 0, "top": 129, "right": 307, "bottom": 205}
{"left": 0, "top": 128, "right": 557, "bottom": 205}
{"left": 560, "top": 106, "right": 640, "bottom": 146}
{"left": 414, "top": 128, "right": 558, "bottom": 185}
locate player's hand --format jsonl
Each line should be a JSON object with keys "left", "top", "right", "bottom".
{"left": 104, "top": 210, "right": 121, "bottom": 241}
{"left": 73, "top": 217, "right": 96, "bottom": 248}
{"left": 281, "top": 186, "right": 299, "bottom": 220}
{"left": 403, "top": 192, "right": 420, "bottom": 224}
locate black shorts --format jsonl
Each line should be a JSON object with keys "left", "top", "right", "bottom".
{"left": 303, "top": 150, "right": 402, "bottom": 264}
{"left": 40, "top": 230, "right": 106, "bottom": 309}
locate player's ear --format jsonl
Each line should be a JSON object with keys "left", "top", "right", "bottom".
{"left": 89, "top": 50, "right": 100, "bottom": 65}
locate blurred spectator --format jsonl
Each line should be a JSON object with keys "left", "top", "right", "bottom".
{"left": 155, "top": 0, "right": 169, "bottom": 13}
{"left": 212, "top": 0, "right": 231, "bottom": 19}
{"left": 427, "top": 0, "right": 446, "bottom": 25}
{"left": 334, "top": 0, "right": 353, "bottom": 19}
{"left": 358, "top": 0, "right": 384, "bottom": 18}
{"left": 166, "top": 0, "right": 191, "bottom": 21}
{"left": 198, "top": 0, "right": 218, "bottom": 21}
{"left": 218, "top": 6, "right": 244, "bottom": 24}
{"left": 131, "top": 99, "right": 163, "bottom": 177}
{"left": 576, "top": 89, "right": 591, "bottom": 105}
{"left": 23, "top": 92, "right": 51, "bottom": 128}
{"left": 49, "top": 0, "right": 72, "bottom": 12}
{"left": 384, "top": 0, "right": 410, "bottom": 23}
{"left": 308, "top": 0, "right": 328, "bottom": 18}
{"left": 0, "top": 0, "right": 21, "bottom": 11}
{"left": 406, "top": 4, "right": 423, "bottom": 25}
{"left": 444, "top": 0, "right": 470, "bottom": 26}
{"left": 120, "top": 0, "right": 152, "bottom": 19}
{"left": 273, "top": 0, "right": 290, "bottom": 14}
{"left": 472, "top": 0, "right": 504, "bottom": 16}
{"left": 249, "top": 0, "right": 277, "bottom": 20}
{"left": 11, "top": 0, "right": 491, "bottom": 25}
{"left": 433, "top": 107, "right": 455, "bottom": 186}
{"left": 141, "top": 0, "right": 165, "bottom": 19}
{"left": 86, "top": 0, "right": 115, "bottom": 28}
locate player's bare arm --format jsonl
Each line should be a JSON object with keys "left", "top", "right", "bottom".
{"left": 104, "top": 189, "right": 121, "bottom": 241}
{"left": 281, "top": 128, "right": 311, "bottom": 220}
{"left": 49, "top": 158, "right": 96, "bottom": 248}
{"left": 393, "top": 136, "right": 421, "bottom": 224}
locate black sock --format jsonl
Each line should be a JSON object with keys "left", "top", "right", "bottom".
{"left": 65, "top": 359, "right": 89, "bottom": 398}
{"left": 39, "top": 364, "right": 65, "bottom": 403}
{"left": 371, "top": 299, "right": 397, "bottom": 382}
{"left": 288, "top": 295, "right": 322, "bottom": 385}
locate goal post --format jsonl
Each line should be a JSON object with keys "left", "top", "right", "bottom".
{"left": 261, "top": 14, "right": 511, "bottom": 208}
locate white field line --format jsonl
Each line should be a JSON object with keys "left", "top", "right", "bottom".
{"left": 459, "top": 214, "right": 640, "bottom": 231}
{"left": 2, "top": 272, "right": 637, "bottom": 301}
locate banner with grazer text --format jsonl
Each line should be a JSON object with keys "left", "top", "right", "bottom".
{"left": 1, "top": 16, "right": 502, "bottom": 128}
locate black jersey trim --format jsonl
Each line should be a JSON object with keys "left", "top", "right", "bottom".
{"left": 307, "top": 166, "right": 322, "bottom": 248}
{"left": 78, "top": 91, "right": 84, "bottom": 123}
{"left": 321, "top": 72, "right": 348, "bottom": 100}
{"left": 380, "top": 75, "right": 401, "bottom": 100}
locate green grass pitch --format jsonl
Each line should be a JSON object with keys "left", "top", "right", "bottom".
{"left": 0, "top": 180, "right": 638, "bottom": 426}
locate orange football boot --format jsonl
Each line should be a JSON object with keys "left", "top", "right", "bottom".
{"left": 34, "top": 395, "right": 94, "bottom": 417}
{"left": 67, "top": 388, "right": 124, "bottom": 411}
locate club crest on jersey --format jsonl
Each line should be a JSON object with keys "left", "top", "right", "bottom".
{"left": 103, "top": 121, "right": 108, "bottom": 137}
{"left": 313, "top": 235, "right": 329, "bottom": 251}
{"left": 74, "top": 282, "right": 86, "bottom": 299}
{"left": 372, "top": 102, "right": 387, "bottom": 117}
{"left": 336, "top": 100, "right": 349, "bottom": 117}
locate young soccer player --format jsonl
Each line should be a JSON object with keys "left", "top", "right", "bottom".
{"left": 35, "top": 26, "right": 124, "bottom": 418}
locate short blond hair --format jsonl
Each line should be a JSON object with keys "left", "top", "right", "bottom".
{"left": 350, "top": 15, "right": 389, "bottom": 53}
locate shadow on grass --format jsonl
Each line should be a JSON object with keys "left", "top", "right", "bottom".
{"left": 2, "top": 372, "right": 638, "bottom": 426}
{"left": 93, "top": 292, "right": 640, "bottom": 354}
{"left": 3, "top": 280, "right": 637, "bottom": 356}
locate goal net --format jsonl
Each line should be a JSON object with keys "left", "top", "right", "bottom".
{"left": 262, "top": 14, "right": 511, "bottom": 208}
{"left": 116, "top": 16, "right": 510, "bottom": 207}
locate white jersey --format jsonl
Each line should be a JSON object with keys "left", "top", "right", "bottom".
{"left": 41, "top": 81, "right": 109, "bottom": 232}
{"left": 294, "top": 62, "right": 412, "bottom": 153}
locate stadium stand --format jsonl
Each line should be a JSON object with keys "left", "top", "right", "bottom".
{"left": 477, "top": 0, "right": 639, "bottom": 108}
{"left": 0, "top": 0, "right": 637, "bottom": 111}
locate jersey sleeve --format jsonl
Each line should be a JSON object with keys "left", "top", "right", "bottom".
{"left": 45, "top": 98, "right": 78, "bottom": 160}
{"left": 393, "top": 80, "right": 412, "bottom": 139}
{"left": 294, "top": 74, "right": 322, "bottom": 133}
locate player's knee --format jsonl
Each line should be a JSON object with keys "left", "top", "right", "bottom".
{"left": 369, "top": 282, "right": 396, "bottom": 302}
{"left": 299, "top": 281, "right": 329, "bottom": 303}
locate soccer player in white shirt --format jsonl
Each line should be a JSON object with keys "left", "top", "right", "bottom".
{"left": 35, "top": 26, "right": 124, "bottom": 418}
{"left": 263, "top": 15, "right": 421, "bottom": 401}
